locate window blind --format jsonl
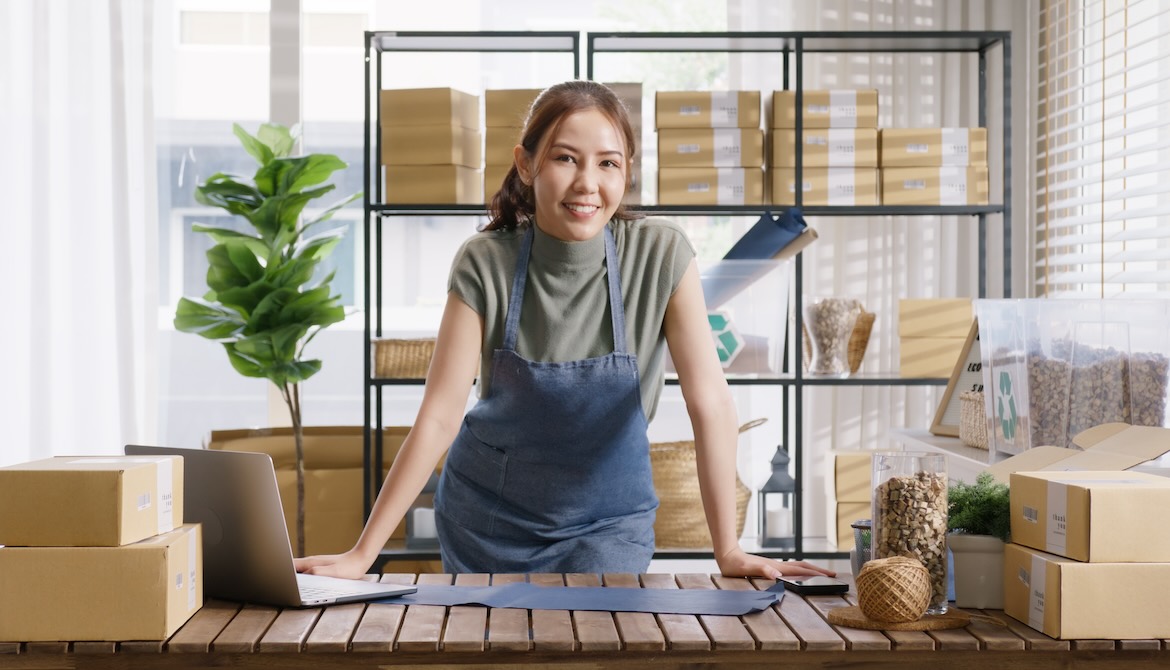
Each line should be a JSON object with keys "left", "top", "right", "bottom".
{"left": 1035, "top": 0, "right": 1170, "bottom": 297}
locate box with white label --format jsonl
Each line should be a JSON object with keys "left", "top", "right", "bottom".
{"left": 0, "top": 456, "right": 183, "bottom": 547}
{"left": 771, "top": 90, "right": 879, "bottom": 129}
{"left": 655, "top": 91, "right": 761, "bottom": 129}
{"left": 658, "top": 167, "right": 764, "bottom": 205}
{"left": 769, "top": 167, "right": 879, "bottom": 206}
{"left": 657, "top": 128, "right": 764, "bottom": 167}
{"left": 0, "top": 525, "right": 202, "bottom": 641}
{"left": 771, "top": 129, "right": 879, "bottom": 168}
{"left": 1010, "top": 470, "right": 1170, "bottom": 562}
{"left": 880, "top": 128, "right": 987, "bottom": 167}
{"left": 1004, "top": 542, "right": 1170, "bottom": 640}
{"left": 881, "top": 167, "right": 988, "bottom": 205}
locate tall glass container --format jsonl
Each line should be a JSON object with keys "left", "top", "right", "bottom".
{"left": 803, "top": 297, "right": 860, "bottom": 377}
{"left": 872, "top": 451, "right": 948, "bottom": 614}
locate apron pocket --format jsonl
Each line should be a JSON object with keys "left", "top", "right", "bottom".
{"left": 434, "top": 425, "right": 508, "bottom": 532}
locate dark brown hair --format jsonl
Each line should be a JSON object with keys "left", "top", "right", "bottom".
{"left": 485, "top": 80, "right": 642, "bottom": 231}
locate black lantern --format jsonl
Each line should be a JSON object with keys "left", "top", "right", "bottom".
{"left": 405, "top": 472, "right": 440, "bottom": 549}
{"left": 758, "top": 444, "right": 796, "bottom": 549}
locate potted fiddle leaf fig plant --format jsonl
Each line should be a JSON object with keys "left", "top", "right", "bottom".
{"left": 174, "top": 122, "right": 359, "bottom": 556}
{"left": 947, "top": 472, "right": 1011, "bottom": 609}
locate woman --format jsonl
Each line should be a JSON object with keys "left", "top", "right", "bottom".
{"left": 296, "top": 80, "right": 833, "bottom": 579}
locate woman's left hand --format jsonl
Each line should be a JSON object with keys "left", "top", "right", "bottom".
{"left": 716, "top": 547, "right": 837, "bottom": 579}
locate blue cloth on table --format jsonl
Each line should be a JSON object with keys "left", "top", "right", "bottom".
{"left": 374, "top": 581, "right": 785, "bottom": 616}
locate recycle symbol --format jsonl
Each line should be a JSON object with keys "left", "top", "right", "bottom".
{"left": 708, "top": 311, "right": 744, "bottom": 367}
{"left": 997, "top": 371, "right": 1018, "bottom": 440}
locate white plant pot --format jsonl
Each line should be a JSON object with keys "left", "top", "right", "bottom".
{"left": 948, "top": 533, "right": 1005, "bottom": 609}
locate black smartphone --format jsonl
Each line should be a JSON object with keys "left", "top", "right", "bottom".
{"left": 777, "top": 575, "right": 850, "bottom": 595}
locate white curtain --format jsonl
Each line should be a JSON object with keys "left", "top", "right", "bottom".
{"left": 728, "top": 0, "right": 1025, "bottom": 537}
{"left": 0, "top": 0, "right": 157, "bottom": 466}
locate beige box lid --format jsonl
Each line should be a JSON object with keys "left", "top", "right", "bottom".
{"left": 380, "top": 87, "right": 480, "bottom": 129}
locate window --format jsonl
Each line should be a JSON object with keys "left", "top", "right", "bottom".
{"left": 1035, "top": 0, "right": 1170, "bottom": 297}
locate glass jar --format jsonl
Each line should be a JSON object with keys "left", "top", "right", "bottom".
{"left": 872, "top": 452, "right": 949, "bottom": 614}
{"left": 803, "top": 297, "right": 861, "bottom": 377}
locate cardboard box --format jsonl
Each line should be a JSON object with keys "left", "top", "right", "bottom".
{"left": 657, "top": 167, "right": 764, "bottom": 205}
{"left": 657, "top": 128, "right": 764, "bottom": 168}
{"left": 0, "top": 456, "right": 183, "bottom": 547}
{"left": 771, "top": 129, "right": 879, "bottom": 168}
{"left": 655, "top": 91, "right": 761, "bottom": 129}
{"left": 897, "top": 298, "right": 973, "bottom": 338}
{"left": 829, "top": 501, "right": 870, "bottom": 550}
{"left": 1004, "top": 542, "right": 1170, "bottom": 639}
{"left": 771, "top": 89, "right": 879, "bottom": 129}
{"left": 833, "top": 452, "right": 873, "bottom": 503}
{"left": 381, "top": 124, "right": 482, "bottom": 168}
{"left": 484, "top": 163, "right": 510, "bottom": 202}
{"left": 881, "top": 166, "right": 989, "bottom": 205}
{"left": 1009, "top": 470, "right": 1170, "bottom": 562}
{"left": 899, "top": 336, "right": 966, "bottom": 378}
{"left": 768, "top": 167, "right": 879, "bottom": 206}
{"left": 986, "top": 423, "right": 1170, "bottom": 484}
{"left": 485, "top": 88, "right": 542, "bottom": 127}
{"left": 605, "top": 82, "right": 644, "bottom": 117}
{"left": 880, "top": 128, "right": 988, "bottom": 167}
{"left": 485, "top": 126, "right": 522, "bottom": 166}
{"left": 383, "top": 165, "right": 483, "bottom": 204}
{"left": 380, "top": 87, "right": 479, "bottom": 129}
{"left": 0, "top": 525, "right": 202, "bottom": 641}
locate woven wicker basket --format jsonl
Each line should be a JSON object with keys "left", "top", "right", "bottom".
{"left": 372, "top": 338, "right": 436, "bottom": 379}
{"left": 802, "top": 308, "right": 875, "bottom": 374}
{"left": 959, "top": 390, "right": 988, "bottom": 449}
{"left": 650, "top": 419, "right": 763, "bottom": 548}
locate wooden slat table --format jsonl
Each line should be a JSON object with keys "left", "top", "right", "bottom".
{"left": 1, "top": 573, "right": 1166, "bottom": 669}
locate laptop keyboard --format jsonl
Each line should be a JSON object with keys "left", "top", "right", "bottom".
{"left": 299, "top": 583, "right": 372, "bottom": 600}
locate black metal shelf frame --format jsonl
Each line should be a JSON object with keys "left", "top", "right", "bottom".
{"left": 364, "top": 29, "right": 1012, "bottom": 565}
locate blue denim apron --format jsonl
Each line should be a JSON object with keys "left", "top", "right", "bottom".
{"left": 434, "top": 224, "right": 658, "bottom": 574}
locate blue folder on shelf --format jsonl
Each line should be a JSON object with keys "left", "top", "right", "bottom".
{"left": 701, "top": 208, "right": 816, "bottom": 309}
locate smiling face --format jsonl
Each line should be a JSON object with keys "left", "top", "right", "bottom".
{"left": 514, "top": 108, "right": 628, "bottom": 242}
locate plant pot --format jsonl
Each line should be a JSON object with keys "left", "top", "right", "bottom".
{"left": 947, "top": 532, "right": 1005, "bottom": 609}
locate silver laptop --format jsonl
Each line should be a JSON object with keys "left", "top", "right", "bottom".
{"left": 124, "top": 444, "right": 416, "bottom": 607}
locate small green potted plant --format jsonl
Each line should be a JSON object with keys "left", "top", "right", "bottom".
{"left": 174, "top": 122, "right": 359, "bottom": 557}
{"left": 947, "top": 472, "right": 1011, "bottom": 609}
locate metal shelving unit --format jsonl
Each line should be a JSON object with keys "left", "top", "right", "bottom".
{"left": 364, "top": 29, "right": 1011, "bottom": 566}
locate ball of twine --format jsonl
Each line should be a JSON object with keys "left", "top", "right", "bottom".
{"left": 856, "top": 556, "right": 932, "bottom": 623}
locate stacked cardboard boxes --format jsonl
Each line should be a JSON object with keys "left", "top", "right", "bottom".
{"left": 0, "top": 456, "right": 203, "bottom": 641}
{"left": 769, "top": 90, "right": 880, "bottom": 205}
{"left": 880, "top": 127, "right": 989, "bottom": 205}
{"left": 1003, "top": 468, "right": 1170, "bottom": 639}
{"left": 605, "top": 82, "right": 644, "bottom": 206}
{"left": 380, "top": 87, "right": 483, "bottom": 204}
{"left": 655, "top": 91, "right": 764, "bottom": 205}
{"left": 897, "top": 298, "right": 973, "bottom": 377}
{"left": 483, "top": 89, "right": 541, "bottom": 204}
{"left": 825, "top": 452, "right": 872, "bottom": 550}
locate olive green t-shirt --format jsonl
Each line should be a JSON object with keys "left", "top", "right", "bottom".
{"left": 448, "top": 217, "right": 696, "bottom": 421}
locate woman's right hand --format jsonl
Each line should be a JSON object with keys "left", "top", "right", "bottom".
{"left": 293, "top": 550, "right": 374, "bottom": 580}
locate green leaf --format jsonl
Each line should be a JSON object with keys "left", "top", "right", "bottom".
{"left": 224, "top": 342, "right": 267, "bottom": 378}
{"left": 195, "top": 174, "right": 262, "bottom": 217}
{"left": 174, "top": 298, "right": 245, "bottom": 339}
{"left": 205, "top": 243, "right": 259, "bottom": 292}
{"left": 300, "top": 192, "right": 362, "bottom": 232}
{"left": 256, "top": 123, "right": 296, "bottom": 158}
{"left": 191, "top": 225, "right": 269, "bottom": 259}
{"left": 233, "top": 123, "right": 274, "bottom": 166}
{"left": 216, "top": 280, "right": 278, "bottom": 316}
{"left": 266, "top": 253, "right": 319, "bottom": 290}
{"left": 246, "top": 287, "right": 297, "bottom": 332}
{"left": 248, "top": 187, "right": 335, "bottom": 243}
{"left": 280, "top": 154, "right": 347, "bottom": 195}
{"left": 947, "top": 472, "right": 1012, "bottom": 542}
{"left": 295, "top": 229, "right": 343, "bottom": 262}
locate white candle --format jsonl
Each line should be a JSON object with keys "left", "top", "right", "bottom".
{"left": 766, "top": 508, "right": 792, "bottom": 538}
{"left": 410, "top": 507, "right": 437, "bottom": 539}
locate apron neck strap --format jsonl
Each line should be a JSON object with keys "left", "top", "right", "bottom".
{"left": 502, "top": 224, "right": 627, "bottom": 353}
